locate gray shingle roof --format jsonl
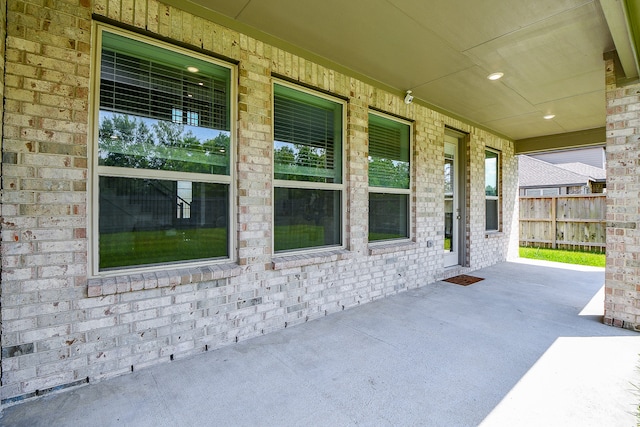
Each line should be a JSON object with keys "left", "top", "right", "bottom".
{"left": 555, "top": 162, "right": 606, "bottom": 181}
{"left": 518, "top": 155, "right": 592, "bottom": 187}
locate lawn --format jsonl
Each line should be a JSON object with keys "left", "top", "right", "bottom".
{"left": 369, "top": 232, "right": 407, "bottom": 242}
{"left": 519, "top": 247, "right": 605, "bottom": 267}
{"left": 100, "top": 227, "right": 227, "bottom": 269}
{"left": 275, "top": 224, "right": 327, "bottom": 251}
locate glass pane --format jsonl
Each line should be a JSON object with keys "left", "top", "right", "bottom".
{"left": 368, "top": 114, "right": 410, "bottom": 189}
{"left": 485, "top": 150, "right": 498, "bottom": 196}
{"left": 99, "top": 176, "right": 228, "bottom": 270}
{"left": 445, "top": 197, "right": 454, "bottom": 252}
{"left": 273, "top": 84, "right": 342, "bottom": 183}
{"left": 274, "top": 188, "right": 341, "bottom": 251}
{"left": 444, "top": 151, "right": 454, "bottom": 252}
{"left": 101, "top": 31, "right": 230, "bottom": 131}
{"left": 99, "top": 31, "right": 231, "bottom": 175}
{"left": 486, "top": 199, "right": 499, "bottom": 231}
{"left": 98, "top": 112, "right": 230, "bottom": 175}
{"left": 369, "top": 193, "right": 409, "bottom": 241}
{"left": 444, "top": 156, "right": 454, "bottom": 196}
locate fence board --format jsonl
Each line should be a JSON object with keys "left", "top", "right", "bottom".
{"left": 519, "top": 194, "right": 606, "bottom": 253}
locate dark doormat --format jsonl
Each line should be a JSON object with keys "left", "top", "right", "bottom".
{"left": 443, "top": 274, "right": 484, "bottom": 286}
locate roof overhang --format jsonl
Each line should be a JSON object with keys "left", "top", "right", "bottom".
{"left": 515, "top": 127, "right": 606, "bottom": 154}
{"left": 599, "top": 0, "right": 640, "bottom": 83}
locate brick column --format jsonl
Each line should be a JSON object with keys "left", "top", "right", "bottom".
{"left": 604, "top": 55, "right": 640, "bottom": 330}
{"left": 237, "top": 38, "right": 273, "bottom": 269}
{"left": 413, "top": 112, "right": 443, "bottom": 270}
{"left": 1, "top": 0, "right": 92, "bottom": 399}
{"left": 345, "top": 81, "right": 369, "bottom": 255}
{"left": 0, "top": 0, "right": 7, "bottom": 394}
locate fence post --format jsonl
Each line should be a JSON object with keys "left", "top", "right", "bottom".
{"left": 551, "top": 196, "right": 557, "bottom": 249}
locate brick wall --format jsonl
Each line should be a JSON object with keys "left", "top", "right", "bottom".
{"left": 604, "top": 56, "right": 640, "bottom": 330}
{"left": 0, "top": 0, "right": 518, "bottom": 404}
{"left": 0, "top": 0, "right": 6, "bottom": 397}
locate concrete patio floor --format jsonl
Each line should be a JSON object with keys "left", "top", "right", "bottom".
{"left": 2, "top": 259, "right": 639, "bottom": 427}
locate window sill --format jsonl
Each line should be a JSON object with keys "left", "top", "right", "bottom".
{"left": 485, "top": 231, "right": 504, "bottom": 238}
{"left": 87, "top": 262, "right": 243, "bottom": 297}
{"left": 369, "top": 241, "right": 416, "bottom": 256}
{"left": 272, "top": 249, "right": 352, "bottom": 270}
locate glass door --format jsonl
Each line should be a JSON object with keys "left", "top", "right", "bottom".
{"left": 444, "top": 135, "right": 459, "bottom": 267}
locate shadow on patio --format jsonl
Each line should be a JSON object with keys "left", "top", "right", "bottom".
{"left": 2, "top": 259, "right": 639, "bottom": 426}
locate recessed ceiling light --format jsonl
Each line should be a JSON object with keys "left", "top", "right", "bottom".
{"left": 487, "top": 72, "right": 504, "bottom": 81}
{"left": 187, "top": 66, "right": 199, "bottom": 73}
{"left": 543, "top": 114, "right": 555, "bottom": 120}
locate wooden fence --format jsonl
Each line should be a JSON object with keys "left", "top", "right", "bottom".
{"left": 519, "top": 194, "right": 606, "bottom": 252}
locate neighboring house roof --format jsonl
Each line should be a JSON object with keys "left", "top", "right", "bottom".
{"left": 529, "top": 147, "right": 605, "bottom": 169}
{"left": 555, "top": 162, "right": 606, "bottom": 182}
{"left": 518, "top": 155, "right": 592, "bottom": 188}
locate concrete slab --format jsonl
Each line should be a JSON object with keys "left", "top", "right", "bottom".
{"left": 2, "top": 259, "right": 639, "bottom": 426}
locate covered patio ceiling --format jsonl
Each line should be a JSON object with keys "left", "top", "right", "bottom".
{"left": 168, "top": 0, "right": 640, "bottom": 153}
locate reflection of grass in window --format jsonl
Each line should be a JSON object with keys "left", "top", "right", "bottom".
{"left": 369, "top": 232, "right": 404, "bottom": 242}
{"left": 275, "top": 225, "right": 325, "bottom": 251}
{"left": 444, "top": 238, "right": 451, "bottom": 251}
{"left": 100, "top": 227, "right": 227, "bottom": 269}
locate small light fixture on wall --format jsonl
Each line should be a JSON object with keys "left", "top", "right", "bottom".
{"left": 543, "top": 114, "right": 555, "bottom": 120}
{"left": 404, "top": 90, "right": 414, "bottom": 104}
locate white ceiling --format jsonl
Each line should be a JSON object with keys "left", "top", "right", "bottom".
{"left": 181, "top": 0, "right": 637, "bottom": 143}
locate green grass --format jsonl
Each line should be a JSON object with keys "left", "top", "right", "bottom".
{"left": 444, "top": 237, "right": 451, "bottom": 251}
{"left": 100, "top": 227, "right": 227, "bottom": 269}
{"left": 519, "top": 247, "right": 605, "bottom": 267}
{"left": 274, "top": 224, "right": 330, "bottom": 251}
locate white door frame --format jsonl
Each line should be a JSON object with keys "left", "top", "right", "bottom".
{"left": 444, "top": 133, "right": 466, "bottom": 267}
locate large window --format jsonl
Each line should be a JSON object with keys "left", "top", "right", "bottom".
{"left": 273, "top": 82, "right": 344, "bottom": 252}
{"left": 485, "top": 149, "right": 500, "bottom": 231}
{"left": 368, "top": 112, "right": 411, "bottom": 242}
{"left": 93, "top": 27, "right": 233, "bottom": 272}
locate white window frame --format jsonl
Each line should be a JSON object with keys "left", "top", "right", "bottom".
{"left": 525, "top": 188, "right": 560, "bottom": 196}
{"left": 485, "top": 148, "right": 501, "bottom": 232}
{"left": 272, "top": 80, "right": 346, "bottom": 254}
{"left": 367, "top": 110, "right": 412, "bottom": 244}
{"left": 89, "top": 24, "right": 236, "bottom": 276}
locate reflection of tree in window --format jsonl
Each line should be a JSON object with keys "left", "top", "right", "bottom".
{"left": 98, "top": 114, "right": 230, "bottom": 175}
